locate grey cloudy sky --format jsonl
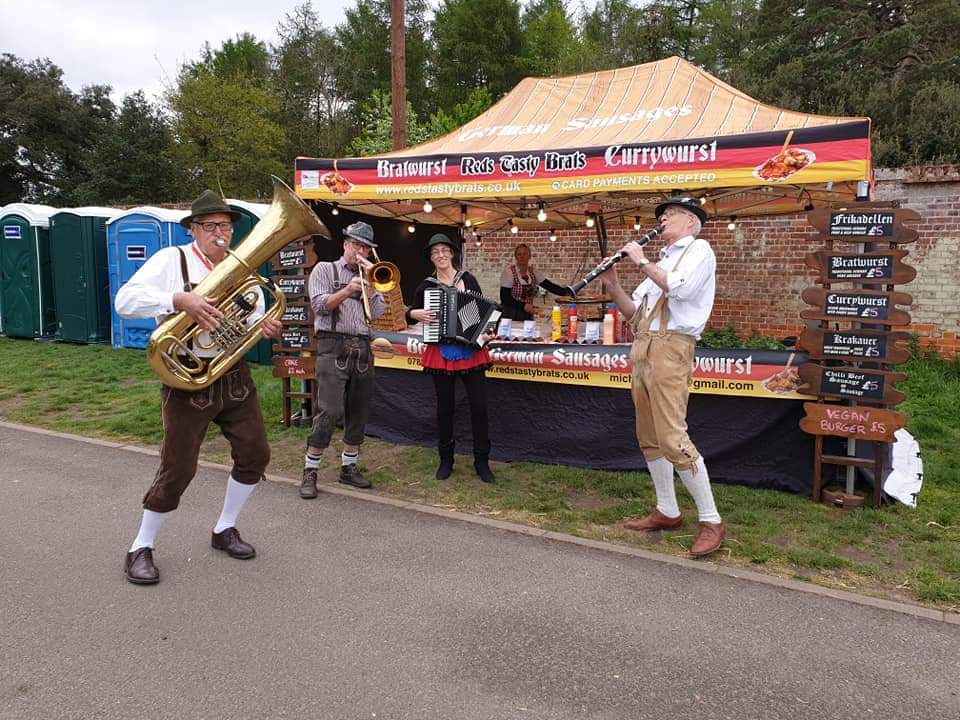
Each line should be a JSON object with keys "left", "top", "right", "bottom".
{"left": 2, "top": 0, "right": 362, "bottom": 101}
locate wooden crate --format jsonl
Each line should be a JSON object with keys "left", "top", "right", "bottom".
{"left": 369, "top": 285, "right": 408, "bottom": 332}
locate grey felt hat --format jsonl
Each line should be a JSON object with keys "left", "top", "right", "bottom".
{"left": 343, "top": 221, "right": 377, "bottom": 247}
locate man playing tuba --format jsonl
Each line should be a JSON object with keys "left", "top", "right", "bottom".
{"left": 115, "top": 190, "right": 282, "bottom": 585}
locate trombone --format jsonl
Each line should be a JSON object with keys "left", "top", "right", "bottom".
{"left": 360, "top": 248, "right": 400, "bottom": 321}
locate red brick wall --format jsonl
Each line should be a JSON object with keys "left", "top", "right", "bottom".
{"left": 459, "top": 167, "right": 960, "bottom": 356}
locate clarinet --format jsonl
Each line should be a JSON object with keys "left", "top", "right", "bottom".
{"left": 565, "top": 225, "right": 663, "bottom": 296}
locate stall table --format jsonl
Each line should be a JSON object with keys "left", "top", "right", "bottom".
{"left": 367, "top": 332, "right": 816, "bottom": 494}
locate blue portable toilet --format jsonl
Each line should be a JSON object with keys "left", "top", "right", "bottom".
{"left": 49, "top": 207, "right": 120, "bottom": 343}
{"left": 0, "top": 203, "right": 58, "bottom": 338}
{"left": 227, "top": 199, "right": 274, "bottom": 365}
{"left": 107, "top": 206, "right": 190, "bottom": 349}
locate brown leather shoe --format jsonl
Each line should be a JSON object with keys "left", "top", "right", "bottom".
{"left": 623, "top": 509, "right": 683, "bottom": 532}
{"left": 690, "top": 521, "right": 726, "bottom": 557}
{"left": 339, "top": 464, "right": 371, "bottom": 489}
{"left": 299, "top": 468, "right": 318, "bottom": 499}
{"left": 125, "top": 547, "right": 159, "bottom": 585}
{"left": 211, "top": 527, "right": 256, "bottom": 559}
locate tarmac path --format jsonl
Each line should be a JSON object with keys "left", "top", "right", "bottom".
{"left": 1, "top": 423, "right": 957, "bottom": 720}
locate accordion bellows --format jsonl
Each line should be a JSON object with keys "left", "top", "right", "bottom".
{"left": 423, "top": 286, "right": 501, "bottom": 347}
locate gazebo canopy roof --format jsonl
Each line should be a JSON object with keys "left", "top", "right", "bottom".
{"left": 296, "top": 56, "right": 871, "bottom": 231}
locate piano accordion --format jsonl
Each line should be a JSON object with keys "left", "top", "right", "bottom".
{"left": 422, "top": 286, "right": 502, "bottom": 347}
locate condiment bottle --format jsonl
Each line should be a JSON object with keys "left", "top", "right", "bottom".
{"left": 567, "top": 304, "right": 578, "bottom": 342}
{"left": 603, "top": 304, "right": 616, "bottom": 344}
{"left": 550, "top": 305, "right": 562, "bottom": 341}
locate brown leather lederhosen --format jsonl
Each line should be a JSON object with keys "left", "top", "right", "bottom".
{"left": 628, "top": 241, "right": 702, "bottom": 472}
{"left": 141, "top": 248, "right": 269, "bottom": 513}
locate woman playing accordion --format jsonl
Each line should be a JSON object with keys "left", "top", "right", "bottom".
{"left": 406, "top": 233, "right": 496, "bottom": 483}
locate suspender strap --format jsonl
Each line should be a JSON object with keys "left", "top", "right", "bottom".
{"left": 632, "top": 239, "right": 700, "bottom": 335}
{"left": 327, "top": 261, "right": 340, "bottom": 333}
{"left": 177, "top": 248, "right": 193, "bottom": 291}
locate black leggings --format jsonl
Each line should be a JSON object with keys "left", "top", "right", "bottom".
{"left": 431, "top": 370, "right": 490, "bottom": 453}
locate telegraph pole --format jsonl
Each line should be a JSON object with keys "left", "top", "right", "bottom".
{"left": 391, "top": 0, "right": 406, "bottom": 150}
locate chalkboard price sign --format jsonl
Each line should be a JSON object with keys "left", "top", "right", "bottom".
{"left": 281, "top": 303, "right": 309, "bottom": 324}
{"left": 798, "top": 364, "right": 906, "bottom": 404}
{"left": 801, "top": 287, "right": 912, "bottom": 326}
{"left": 798, "top": 328, "right": 910, "bottom": 364}
{"left": 277, "top": 276, "right": 306, "bottom": 298}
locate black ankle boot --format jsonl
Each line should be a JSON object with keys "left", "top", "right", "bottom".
{"left": 436, "top": 442, "right": 455, "bottom": 480}
{"left": 473, "top": 452, "right": 495, "bottom": 484}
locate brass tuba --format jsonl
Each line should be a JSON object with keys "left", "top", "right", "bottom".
{"left": 147, "top": 176, "right": 328, "bottom": 390}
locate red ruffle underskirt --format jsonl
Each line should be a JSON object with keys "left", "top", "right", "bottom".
{"left": 421, "top": 344, "right": 493, "bottom": 375}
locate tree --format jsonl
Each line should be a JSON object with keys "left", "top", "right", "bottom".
{"left": 72, "top": 91, "right": 182, "bottom": 205}
{"left": 422, "top": 87, "right": 493, "bottom": 140}
{"left": 431, "top": 0, "right": 524, "bottom": 108}
{"left": 182, "top": 33, "right": 272, "bottom": 85}
{"left": 743, "top": 0, "right": 960, "bottom": 166}
{"left": 0, "top": 54, "right": 113, "bottom": 204}
{"left": 272, "top": 1, "right": 350, "bottom": 158}
{"left": 345, "top": 89, "right": 428, "bottom": 156}
{"left": 334, "top": 0, "right": 432, "bottom": 120}
{"left": 168, "top": 71, "right": 287, "bottom": 197}
{"left": 517, "top": 0, "right": 580, "bottom": 77}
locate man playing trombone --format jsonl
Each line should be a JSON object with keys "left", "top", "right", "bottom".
{"left": 299, "top": 221, "right": 385, "bottom": 498}
{"left": 600, "top": 197, "right": 725, "bottom": 557}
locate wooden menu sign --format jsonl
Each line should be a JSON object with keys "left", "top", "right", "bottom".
{"left": 276, "top": 275, "right": 307, "bottom": 299}
{"left": 804, "top": 249, "right": 916, "bottom": 285}
{"left": 800, "top": 402, "right": 906, "bottom": 442}
{"left": 798, "top": 363, "right": 906, "bottom": 404}
{"left": 281, "top": 301, "right": 311, "bottom": 325}
{"left": 806, "top": 207, "right": 919, "bottom": 243}
{"left": 800, "top": 287, "right": 912, "bottom": 325}
{"left": 272, "top": 354, "right": 316, "bottom": 378}
{"left": 274, "top": 326, "right": 315, "bottom": 352}
{"left": 271, "top": 243, "right": 317, "bottom": 271}
{"left": 798, "top": 328, "right": 910, "bottom": 364}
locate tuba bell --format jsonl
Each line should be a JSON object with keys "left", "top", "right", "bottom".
{"left": 147, "top": 176, "right": 328, "bottom": 391}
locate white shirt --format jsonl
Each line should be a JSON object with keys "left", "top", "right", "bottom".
{"left": 630, "top": 234, "right": 716, "bottom": 338}
{"left": 499, "top": 263, "right": 537, "bottom": 289}
{"left": 114, "top": 243, "right": 266, "bottom": 355}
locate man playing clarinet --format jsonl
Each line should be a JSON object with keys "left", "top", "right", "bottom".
{"left": 600, "top": 197, "right": 725, "bottom": 557}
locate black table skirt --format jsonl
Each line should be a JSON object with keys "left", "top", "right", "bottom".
{"left": 366, "top": 368, "right": 814, "bottom": 494}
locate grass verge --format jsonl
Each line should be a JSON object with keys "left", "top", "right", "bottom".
{"left": 1, "top": 337, "right": 957, "bottom": 610}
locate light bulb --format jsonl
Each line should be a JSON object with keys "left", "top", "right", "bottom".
{"left": 585, "top": 215, "right": 595, "bottom": 228}
{"left": 699, "top": 197, "right": 707, "bottom": 205}
{"left": 633, "top": 216, "right": 641, "bottom": 231}
{"left": 537, "top": 207, "right": 547, "bottom": 222}
{"left": 549, "top": 229, "right": 557, "bottom": 242}
{"left": 331, "top": 203, "right": 339, "bottom": 215}
{"left": 511, "top": 224, "right": 519, "bottom": 234}
{"left": 465, "top": 218, "right": 472, "bottom": 227}
{"left": 423, "top": 200, "right": 432, "bottom": 213}
{"left": 408, "top": 223, "right": 416, "bottom": 233}
{"left": 727, "top": 220, "right": 736, "bottom": 231}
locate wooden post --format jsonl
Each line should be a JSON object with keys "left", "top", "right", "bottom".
{"left": 391, "top": 0, "right": 406, "bottom": 151}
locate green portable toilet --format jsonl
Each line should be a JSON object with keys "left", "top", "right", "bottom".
{"left": 227, "top": 199, "right": 274, "bottom": 366}
{"left": 0, "top": 203, "right": 57, "bottom": 338}
{"left": 49, "top": 207, "right": 121, "bottom": 343}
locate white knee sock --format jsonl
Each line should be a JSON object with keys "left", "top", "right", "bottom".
{"left": 304, "top": 451, "right": 322, "bottom": 470}
{"left": 677, "top": 458, "right": 722, "bottom": 523}
{"left": 341, "top": 449, "right": 359, "bottom": 467}
{"left": 130, "top": 509, "right": 169, "bottom": 552}
{"left": 646, "top": 456, "right": 680, "bottom": 518}
{"left": 213, "top": 476, "right": 258, "bottom": 534}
